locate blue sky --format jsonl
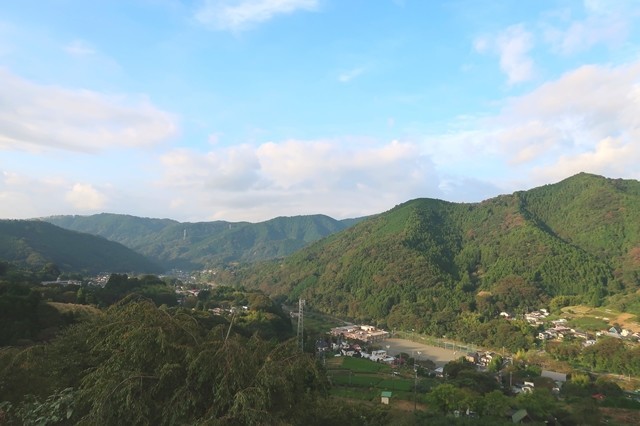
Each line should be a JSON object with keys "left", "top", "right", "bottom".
{"left": 1, "top": 0, "right": 640, "bottom": 222}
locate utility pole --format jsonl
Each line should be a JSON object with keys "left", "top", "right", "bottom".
{"left": 413, "top": 350, "right": 421, "bottom": 412}
{"left": 297, "top": 299, "right": 305, "bottom": 351}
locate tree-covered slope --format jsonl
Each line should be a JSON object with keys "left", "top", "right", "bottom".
{"left": 234, "top": 174, "right": 640, "bottom": 337}
{"left": 0, "top": 220, "right": 161, "bottom": 274}
{"left": 44, "top": 213, "right": 363, "bottom": 269}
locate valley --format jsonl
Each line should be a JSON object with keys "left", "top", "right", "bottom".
{"left": 2, "top": 172, "right": 640, "bottom": 424}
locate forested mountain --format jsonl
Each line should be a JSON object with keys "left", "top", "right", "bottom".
{"left": 234, "top": 173, "right": 640, "bottom": 341}
{"left": 44, "top": 213, "right": 363, "bottom": 269}
{"left": 0, "top": 220, "right": 160, "bottom": 274}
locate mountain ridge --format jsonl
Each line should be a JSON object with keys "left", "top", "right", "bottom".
{"left": 231, "top": 173, "right": 640, "bottom": 338}
{"left": 0, "top": 219, "right": 161, "bottom": 274}
{"left": 42, "top": 213, "right": 366, "bottom": 269}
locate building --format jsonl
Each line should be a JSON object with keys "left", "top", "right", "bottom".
{"left": 380, "top": 391, "right": 392, "bottom": 405}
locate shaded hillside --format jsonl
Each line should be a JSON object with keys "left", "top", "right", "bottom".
{"left": 235, "top": 174, "right": 640, "bottom": 338}
{"left": 0, "top": 220, "right": 161, "bottom": 274}
{"left": 44, "top": 213, "right": 364, "bottom": 269}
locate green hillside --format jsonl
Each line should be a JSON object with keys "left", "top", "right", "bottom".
{"left": 234, "top": 174, "right": 640, "bottom": 340}
{"left": 44, "top": 213, "right": 364, "bottom": 269}
{"left": 0, "top": 220, "right": 161, "bottom": 274}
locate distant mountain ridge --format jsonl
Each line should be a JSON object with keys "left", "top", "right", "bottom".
{"left": 233, "top": 173, "right": 640, "bottom": 336}
{"left": 43, "top": 213, "right": 365, "bottom": 269}
{"left": 0, "top": 220, "right": 161, "bottom": 274}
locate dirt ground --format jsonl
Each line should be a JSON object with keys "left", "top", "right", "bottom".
{"left": 382, "top": 338, "right": 461, "bottom": 367}
{"left": 613, "top": 312, "right": 640, "bottom": 333}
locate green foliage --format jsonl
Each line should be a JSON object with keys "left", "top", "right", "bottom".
{"left": 0, "top": 300, "right": 350, "bottom": 425}
{"left": 0, "top": 220, "right": 160, "bottom": 274}
{"left": 86, "top": 273, "right": 178, "bottom": 307}
{"left": 44, "top": 213, "right": 363, "bottom": 269}
{"left": 1, "top": 387, "right": 77, "bottom": 426}
{"left": 232, "top": 173, "right": 640, "bottom": 353}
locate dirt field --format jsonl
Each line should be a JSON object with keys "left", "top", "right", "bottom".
{"left": 382, "top": 338, "right": 461, "bottom": 367}
{"left": 562, "top": 305, "right": 640, "bottom": 333}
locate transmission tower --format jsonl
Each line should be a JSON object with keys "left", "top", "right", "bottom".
{"left": 297, "top": 299, "right": 305, "bottom": 351}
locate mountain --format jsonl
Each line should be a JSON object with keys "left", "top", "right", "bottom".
{"left": 234, "top": 173, "right": 640, "bottom": 336}
{"left": 43, "top": 213, "right": 364, "bottom": 269}
{"left": 0, "top": 220, "right": 161, "bottom": 274}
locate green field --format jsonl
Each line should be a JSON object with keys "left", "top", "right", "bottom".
{"left": 327, "top": 355, "right": 422, "bottom": 405}
{"left": 568, "top": 316, "right": 609, "bottom": 331}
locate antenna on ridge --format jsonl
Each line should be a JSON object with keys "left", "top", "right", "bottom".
{"left": 297, "top": 299, "right": 305, "bottom": 351}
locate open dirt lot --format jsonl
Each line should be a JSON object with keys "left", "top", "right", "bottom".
{"left": 382, "top": 338, "right": 461, "bottom": 367}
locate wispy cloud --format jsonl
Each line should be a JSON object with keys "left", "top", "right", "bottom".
{"left": 425, "top": 59, "right": 640, "bottom": 189}
{"left": 475, "top": 24, "right": 534, "bottom": 85}
{"left": 338, "top": 67, "right": 365, "bottom": 83}
{"left": 64, "top": 39, "right": 95, "bottom": 56}
{"left": 0, "top": 69, "right": 178, "bottom": 153}
{"left": 542, "top": 0, "right": 635, "bottom": 54}
{"left": 195, "top": 0, "right": 319, "bottom": 31}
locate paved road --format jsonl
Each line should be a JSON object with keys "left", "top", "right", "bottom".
{"left": 381, "top": 338, "right": 462, "bottom": 367}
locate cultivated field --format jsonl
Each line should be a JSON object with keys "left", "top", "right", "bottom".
{"left": 562, "top": 305, "right": 640, "bottom": 333}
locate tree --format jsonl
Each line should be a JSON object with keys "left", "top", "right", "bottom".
{"left": 481, "top": 390, "right": 511, "bottom": 418}
{"left": 1, "top": 299, "right": 334, "bottom": 425}
{"left": 427, "top": 383, "right": 465, "bottom": 415}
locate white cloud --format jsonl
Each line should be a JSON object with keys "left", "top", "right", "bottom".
{"left": 426, "top": 59, "right": 640, "bottom": 190}
{"left": 0, "top": 171, "right": 70, "bottom": 218}
{"left": 496, "top": 25, "right": 535, "bottom": 85}
{"left": 65, "top": 183, "right": 107, "bottom": 211}
{"left": 64, "top": 39, "right": 95, "bottom": 56}
{"left": 472, "top": 36, "right": 489, "bottom": 53}
{"left": 195, "top": 0, "right": 319, "bottom": 31}
{"left": 533, "top": 137, "right": 639, "bottom": 182}
{"left": 338, "top": 67, "right": 365, "bottom": 83}
{"left": 0, "top": 69, "right": 178, "bottom": 153}
{"left": 158, "top": 138, "right": 442, "bottom": 220}
{"left": 543, "top": 0, "right": 635, "bottom": 54}
{"left": 474, "top": 24, "right": 535, "bottom": 85}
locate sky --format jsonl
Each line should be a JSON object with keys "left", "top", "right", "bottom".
{"left": 1, "top": 0, "right": 640, "bottom": 222}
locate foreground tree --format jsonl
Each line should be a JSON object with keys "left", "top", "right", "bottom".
{"left": 1, "top": 299, "right": 343, "bottom": 425}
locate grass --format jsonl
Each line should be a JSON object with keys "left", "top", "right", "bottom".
{"left": 327, "top": 354, "right": 423, "bottom": 405}
{"left": 342, "top": 356, "right": 392, "bottom": 373}
{"left": 331, "top": 374, "right": 382, "bottom": 387}
{"left": 568, "top": 316, "right": 609, "bottom": 331}
{"left": 561, "top": 305, "right": 640, "bottom": 332}
{"left": 377, "top": 379, "right": 414, "bottom": 392}
{"left": 302, "top": 310, "right": 344, "bottom": 333}
{"left": 48, "top": 302, "right": 102, "bottom": 319}
{"left": 329, "top": 387, "right": 377, "bottom": 400}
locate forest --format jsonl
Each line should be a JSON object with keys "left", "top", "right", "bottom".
{"left": 232, "top": 174, "right": 640, "bottom": 349}
{"left": 0, "top": 263, "right": 391, "bottom": 425}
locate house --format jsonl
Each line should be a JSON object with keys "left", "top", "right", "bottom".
{"left": 315, "top": 340, "right": 329, "bottom": 352}
{"left": 511, "top": 408, "right": 533, "bottom": 423}
{"left": 465, "top": 352, "right": 479, "bottom": 364}
{"left": 381, "top": 391, "right": 392, "bottom": 405}
{"left": 607, "top": 327, "right": 622, "bottom": 338}
{"left": 479, "top": 352, "right": 495, "bottom": 366}
{"left": 538, "top": 332, "right": 552, "bottom": 340}
{"left": 541, "top": 370, "right": 567, "bottom": 383}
